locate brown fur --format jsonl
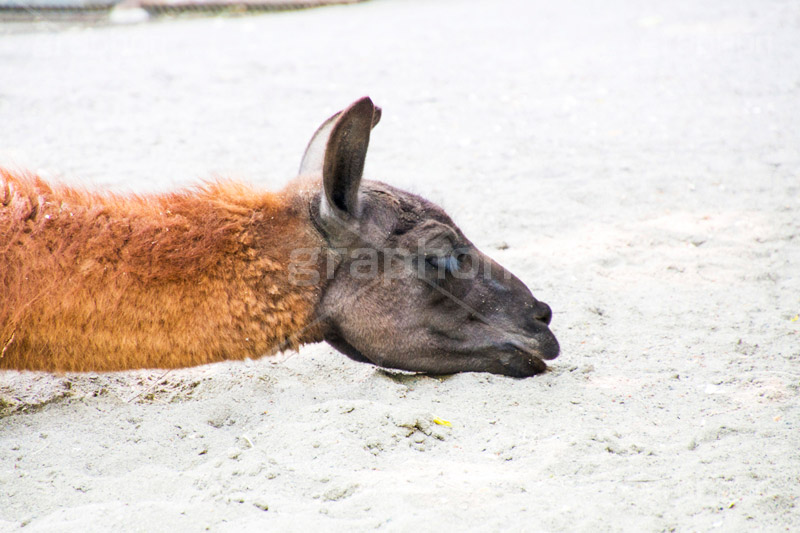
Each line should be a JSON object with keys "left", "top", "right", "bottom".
{"left": 0, "top": 168, "right": 325, "bottom": 372}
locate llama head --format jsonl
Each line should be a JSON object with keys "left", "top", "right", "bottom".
{"left": 297, "top": 97, "right": 559, "bottom": 377}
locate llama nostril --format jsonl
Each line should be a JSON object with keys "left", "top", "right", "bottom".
{"left": 534, "top": 302, "right": 552, "bottom": 326}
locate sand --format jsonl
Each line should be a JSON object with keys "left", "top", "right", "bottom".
{"left": 1, "top": 0, "right": 799, "bottom": 530}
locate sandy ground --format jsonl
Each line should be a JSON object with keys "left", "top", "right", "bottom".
{"left": 1, "top": 0, "right": 799, "bottom": 530}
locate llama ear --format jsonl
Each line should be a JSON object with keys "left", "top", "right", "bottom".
{"left": 311, "top": 97, "right": 380, "bottom": 226}
{"left": 299, "top": 96, "right": 381, "bottom": 182}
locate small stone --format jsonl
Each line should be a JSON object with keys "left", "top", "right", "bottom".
{"left": 323, "top": 484, "right": 357, "bottom": 502}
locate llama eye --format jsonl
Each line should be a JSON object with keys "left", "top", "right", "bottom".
{"left": 425, "top": 255, "right": 443, "bottom": 269}
{"left": 446, "top": 255, "right": 459, "bottom": 272}
{"left": 425, "top": 255, "right": 458, "bottom": 273}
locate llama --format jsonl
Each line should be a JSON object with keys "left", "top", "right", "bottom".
{"left": 0, "top": 97, "right": 559, "bottom": 377}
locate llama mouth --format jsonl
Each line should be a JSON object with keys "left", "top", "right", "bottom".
{"left": 488, "top": 341, "right": 544, "bottom": 375}
{"left": 499, "top": 346, "right": 548, "bottom": 377}
{"left": 539, "top": 332, "right": 560, "bottom": 361}
{"left": 504, "top": 333, "right": 559, "bottom": 361}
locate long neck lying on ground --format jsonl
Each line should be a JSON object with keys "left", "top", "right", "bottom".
{"left": 0, "top": 170, "right": 326, "bottom": 372}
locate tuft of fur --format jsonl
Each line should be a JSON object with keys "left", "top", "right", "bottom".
{"left": 0, "top": 169, "right": 326, "bottom": 372}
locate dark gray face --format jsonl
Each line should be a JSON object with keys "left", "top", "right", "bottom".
{"left": 300, "top": 97, "right": 559, "bottom": 377}
{"left": 317, "top": 182, "right": 559, "bottom": 378}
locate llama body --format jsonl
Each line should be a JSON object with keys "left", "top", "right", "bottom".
{"left": 1, "top": 171, "right": 325, "bottom": 371}
{"left": 1, "top": 98, "right": 559, "bottom": 377}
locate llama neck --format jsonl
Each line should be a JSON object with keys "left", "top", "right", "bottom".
{"left": 0, "top": 171, "right": 328, "bottom": 371}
